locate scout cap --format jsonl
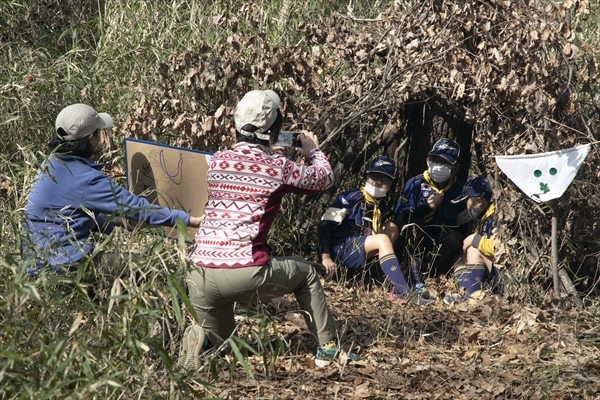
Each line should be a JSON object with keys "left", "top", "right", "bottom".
{"left": 452, "top": 175, "right": 493, "bottom": 203}
{"left": 429, "top": 138, "right": 460, "bottom": 165}
{"left": 366, "top": 155, "right": 396, "bottom": 179}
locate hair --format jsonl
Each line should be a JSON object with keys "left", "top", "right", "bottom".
{"left": 235, "top": 109, "right": 283, "bottom": 147}
{"left": 47, "top": 130, "right": 97, "bottom": 158}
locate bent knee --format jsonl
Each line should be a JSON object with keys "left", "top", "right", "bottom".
{"left": 466, "top": 246, "right": 482, "bottom": 262}
{"left": 373, "top": 233, "right": 391, "bottom": 240}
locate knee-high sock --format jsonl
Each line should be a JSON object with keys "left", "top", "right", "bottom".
{"left": 380, "top": 253, "right": 410, "bottom": 294}
{"left": 454, "top": 264, "right": 487, "bottom": 297}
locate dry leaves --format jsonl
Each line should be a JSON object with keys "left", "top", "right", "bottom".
{"left": 177, "top": 279, "right": 600, "bottom": 399}
{"left": 117, "top": 0, "right": 600, "bottom": 292}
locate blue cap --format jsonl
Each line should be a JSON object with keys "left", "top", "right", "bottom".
{"left": 366, "top": 155, "right": 396, "bottom": 179}
{"left": 452, "top": 175, "right": 493, "bottom": 203}
{"left": 429, "top": 138, "right": 460, "bottom": 165}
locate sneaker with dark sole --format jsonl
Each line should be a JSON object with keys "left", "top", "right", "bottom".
{"left": 178, "top": 324, "right": 205, "bottom": 371}
{"left": 390, "top": 289, "right": 435, "bottom": 306}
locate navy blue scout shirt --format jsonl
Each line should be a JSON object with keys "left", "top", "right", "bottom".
{"left": 471, "top": 204, "right": 496, "bottom": 258}
{"left": 23, "top": 154, "right": 190, "bottom": 273}
{"left": 394, "top": 173, "right": 466, "bottom": 233}
{"left": 318, "top": 189, "right": 387, "bottom": 256}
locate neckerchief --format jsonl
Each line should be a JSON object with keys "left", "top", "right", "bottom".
{"left": 422, "top": 171, "right": 456, "bottom": 223}
{"left": 423, "top": 170, "right": 456, "bottom": 194}
{"left": 360, "top": 188, "right": 381, "bottom": 234}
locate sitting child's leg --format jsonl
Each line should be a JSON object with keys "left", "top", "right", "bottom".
{"left": 365, "top": 234, "right": 409, "bottom": 294}
{"left": 365, "top": 234, "right": 432, "bottom": 305}
{"left": 454, "top": 264, "right": 487, "bottom": 297}
{"left": 451, "top": 246, "right": 490, "bottom": 299}
{"left": 379, "top": 253, "right": 410, "bottom": 294}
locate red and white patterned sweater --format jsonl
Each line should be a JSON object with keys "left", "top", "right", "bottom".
{"left": 190, "top": 142, "right": 334, "bottom": 268}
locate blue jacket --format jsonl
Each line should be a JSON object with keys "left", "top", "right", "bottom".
{"left": 318, "top": 189, "right": 388, "bottom": 255}
{"left": 394, "top": 173, "right": 466, "bottom": 234}
{"left": 22, "top": 154, "right": 190, "bottom": 273}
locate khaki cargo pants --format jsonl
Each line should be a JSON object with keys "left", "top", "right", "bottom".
{"left": 186, "top": 257, "right": 337, "bottom": 346}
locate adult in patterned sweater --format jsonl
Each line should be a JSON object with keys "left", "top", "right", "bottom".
{"left": 180, "top": 90, "right": 344, "bottom": 369}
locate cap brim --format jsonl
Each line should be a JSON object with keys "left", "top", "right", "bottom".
{"left": 428, "top": 151, "right": 457, "bottom": 165}
{"left": 98, "top": 113, "right": 113, "bottom": 129}
{"left": 451, "top": 194, "right": 468, "bottom": 203}
{"left": 366, "top": 170, "right": 395, "bottom": 179}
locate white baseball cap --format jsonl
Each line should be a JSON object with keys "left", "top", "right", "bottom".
{"left": 234, "top": 90, "right": 281, "bottom": 140}
{"left": 55, "top": 103, "right": 113, "bottom": 141}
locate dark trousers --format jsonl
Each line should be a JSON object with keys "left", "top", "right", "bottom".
{"left": 394, "top": 218, "right": 464, "bottom": 282}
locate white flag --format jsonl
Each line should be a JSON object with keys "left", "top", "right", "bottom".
{"left": 495, "top": 144, "right": 590, "bottom": 203}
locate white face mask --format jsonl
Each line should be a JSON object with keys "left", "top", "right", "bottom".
{"left": 364, "top": 182, "right": 389, "bottom": 198}
{"left": 468, "top": 205, "right": 484, "bottom": 220}
{"left": 428, "top": 162, "right": 452, "bottom": 183}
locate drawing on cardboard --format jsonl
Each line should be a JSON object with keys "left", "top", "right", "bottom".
{"left": 124, "top": 138, "right": 212, "bottom": 238}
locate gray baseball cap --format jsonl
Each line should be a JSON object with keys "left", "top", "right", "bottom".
{"left": 55, "top": 103, "right": 113, "bottom": 141}
{"left": 234, "top": 90, "right": 281, "bottom": 140}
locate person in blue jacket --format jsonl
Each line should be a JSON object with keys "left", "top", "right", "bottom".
{"left": 393, "top": 139, "right": 470, "bottom": 289}
{"left": 318, "top": 155, "right": 433, "bottom": 305}
{"left": 22, "top": 103, "right": 203, "bottom": 276}
{"left": 444, "top": 175, "right": 503, "bottom": 304}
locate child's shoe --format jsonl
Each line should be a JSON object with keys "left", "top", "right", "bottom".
{"left": 443, "top": 294, "right": 468, "bottom": 305}
{"left": 414, "top": 282, "right": 431, "bottom": 299}
{"left": 390, "top": 288, "right": 435, "bottom": 305}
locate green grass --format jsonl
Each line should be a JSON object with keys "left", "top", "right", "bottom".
{"left": 2, "top": 0, "right": 600, "bottom": 397}
{"left": 0, "top": 1, "right": 390, "bottom": 396}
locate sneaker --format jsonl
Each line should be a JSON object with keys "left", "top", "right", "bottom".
{"left": 178, "top": 324, "right": 206, "bottom": 371}
{"left": 443, "top": 294, "right": 468, "bottom": 305}
{"left": 414, "top": 283, "right": 431, "bottom": 299}
{"left": 390, "top": 289, "right": 435, "bottom": 306}
{"left": 315, "top": 342, "right": 360, "bottom": 367}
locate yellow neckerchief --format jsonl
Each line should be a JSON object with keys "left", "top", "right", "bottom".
{"left": 360, "top": 187, "right": 381, "bottom": 234}
{"left": 423, "top": 170, "right": 456, "bottom": 194}
{"left": 422, "top": 171, "right": 456, "bottom": 222}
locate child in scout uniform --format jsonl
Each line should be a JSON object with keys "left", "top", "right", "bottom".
{"left": 318, "top": 155, "right": 433, "bottom": 305}
{"left": 444, "top": 175, "right": 503, "bottom": 304}
{"left": 393, "top": 138, "right": 469, "bottom": 293}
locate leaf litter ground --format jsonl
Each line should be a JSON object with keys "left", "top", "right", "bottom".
{"left": 169, "top": 278, "right": 600, "bottom": 399}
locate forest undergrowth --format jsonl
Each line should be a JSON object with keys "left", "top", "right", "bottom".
{"left": 1, "top": 0, "right": 600, "bottom": 398}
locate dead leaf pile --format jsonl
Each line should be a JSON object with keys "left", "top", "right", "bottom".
{"left": 159, "top": 279, "right": 600, "bottom": 399}
{"left": 118, "top": 0, "right": 600, "bottom": 291}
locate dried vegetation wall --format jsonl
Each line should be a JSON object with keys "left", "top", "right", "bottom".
{"left": 120, "top": 0, "right": 600, "bottom": 296}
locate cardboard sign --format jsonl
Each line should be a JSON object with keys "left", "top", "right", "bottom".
{"left": 124, "top": 138, "right": 212, "bottom": 238}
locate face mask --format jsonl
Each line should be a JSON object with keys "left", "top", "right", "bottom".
{"left": 468, "top": 203, "right": 484, "bottom": 220}
{"left": 428, "top": 162, "right": 452, "bottom": 183}
{"left": 364, "top": 182, "right": 389, "bottom": 198}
